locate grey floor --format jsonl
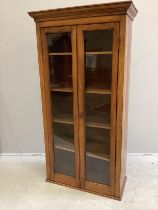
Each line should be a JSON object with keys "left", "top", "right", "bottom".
{"left": 0, "top": 155, "right": 158, "bottom": 210}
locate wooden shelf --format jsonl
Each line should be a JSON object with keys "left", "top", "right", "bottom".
{"left": 49, "top": 52, "right": 72, "bottom": 55}
{"left": 54, "top": 137, "right": 110, "bottom": 161}
{"left": 53, "top": 116, "right": 110, "bottom": 129}
{"left": 49, "top": 51, "right": 112, "bottom": 55}
{"left": 86, "top": 88, "right": 112, "bottom": 95}
{"left": 51, "top": 87, "right": 111, "bottom": 94}
{"left": 87, "top": 151, "right": 110, "bottom": 161}
{"left": 50, "top": 83, "right": 73, "bottom": 92}
{"left": 54, "top": 117, "right": 73, "bottom": 125}
{"left": 85, "top": 51, "right": 112, "bottom": 55}
{"left": 86, "top": 122, "right": 110, "bottom": 129}
{"left": 51, "top": 87, "right": 73, "bottom": 92}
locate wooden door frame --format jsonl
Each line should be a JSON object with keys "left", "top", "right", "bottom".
{"left": 40, "top": 25, "right": 80, "bottom": 187}
{"left": 77, "top": 22, "right": 119, "bottom": 196}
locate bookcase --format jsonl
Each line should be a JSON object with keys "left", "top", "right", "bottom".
{"left": 29, "top": 1, "right": 137, "bottom": 200}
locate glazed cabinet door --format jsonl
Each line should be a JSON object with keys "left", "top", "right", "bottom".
{"left": 77, "top": 23, "right": 119, "bottom": 196}
{"left": 40, "top": 26, "right": 80, "bottom": 187}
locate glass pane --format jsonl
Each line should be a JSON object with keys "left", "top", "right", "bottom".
{"left": 86, "top": 94, "right": 111, "bottom": 125}
{"left": 47, "top": 33, "right": 71, "bottom": 52}
{"left": 84, "top": 30, "right": 113, "bottom": 52}
{"left": 86, "top": 127, "right": 110, "bottom": 185}
{"left": 51, "top": 92, "right": 73, "bottom": 121}
{"left": 85, "top": 54, "right": 112, "bottom": 90}
{"left": 47, "top": 32, "right": 75, "bottom": 178}
{"left": 85, "top": 29, "right": 113, "bottom": 185}
{"left": 54, "top": 123, "right": 75, "bottom": 177}
{"left": 49, "top": 55, "right": 72, "bottom": 89}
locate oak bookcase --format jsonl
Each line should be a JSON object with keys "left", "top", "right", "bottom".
{"left": 29, "top": 1, "right": 137, "bottom": 200}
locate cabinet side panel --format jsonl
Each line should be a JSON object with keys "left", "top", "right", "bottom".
{"left": 115, "top": 15, "right": 132, "bottom": 199}
{"left": 35, "top": 23, "right": 52, "bottom": 179}
{"left": 121, "top": 15, "right": 132, "bottom": 193}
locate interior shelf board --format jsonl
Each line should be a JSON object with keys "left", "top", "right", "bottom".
{"left": 53, "top": 116, "right": 110, "bottom": 129}
{"left": 49, "top": 52, "right": 112, "bottom": 55}
{"left": 86, "top": 122, "right": 111, "bottom": 129}
{"left": 55, "top": 143, "right": 110, "bottom": 161}
{"left": 49, "top": 52, "right": 72, "bottom": 55}
{"left": 86, "top": 152, "right": 110, "bottom": 161}
{"left": 85, "top": 51, "right": 112, "bottom": 55}
{"left": 51, "top": 87, "right": 73, "bottom": 92}
{"left": 51, "top": 87, "right": 111, "bottom": 94}
{"left": 55, "top": 145, "right": 74, "bottom": 153}
{"left": 53, "top": 117, "right": 73, "bottom": 125}
{"left": 86, "top": 88, "right": 112, "bottom": 95}
{"left": 55, "top": 145, "right": 110, "bottom": 161}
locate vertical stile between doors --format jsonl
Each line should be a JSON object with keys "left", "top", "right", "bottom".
{"left": 71, "top": 26, "right": 80, "bottom": 187}
{"left": 76, "top": 25, "right": 86, "bottom": 188}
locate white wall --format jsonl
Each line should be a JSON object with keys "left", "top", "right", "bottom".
{"left": 0, "top": 0, "right": 158, "bottom": 153}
